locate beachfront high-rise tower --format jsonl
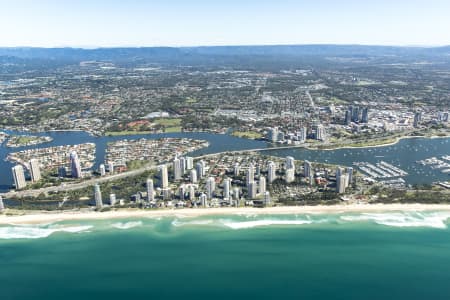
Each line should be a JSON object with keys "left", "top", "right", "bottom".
{"left": 70, "top": 151, "right": 82, "bottom": 179}
{"left": 159, "top": 165, "right": 169, "bottom": 189}
{"left": 267, "top": 161, "right": 277, "bottom": 183}
{"left": 0, "top": 196, "right": 5, "bottom": 212}
{"left": 29, "top": 159, "right": 41, "bottom": 182}
{"left": 12, "top": 165, "right": 26, "bottom": 190}
{"left": 146, "top": 178, "right": 154, "bottom": 202}
{"left": 94, "top": 184, "right": 103, "bottom": 209}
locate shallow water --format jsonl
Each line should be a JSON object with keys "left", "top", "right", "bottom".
{"left": 1, "top": 212, "right": 450, "bottom": 299}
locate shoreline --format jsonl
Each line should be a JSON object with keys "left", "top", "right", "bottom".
{"left": 2, "top": 203, "right": 450, "bottom": 224}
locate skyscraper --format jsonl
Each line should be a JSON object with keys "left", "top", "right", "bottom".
{"left": 248, "top": 181, "right": 257, "bottom": 199}
{"left": 299, "top": 126, "right": 307, "bottom": 142}
{"left": 206, "top": 177, "right": 215, "bottom": 200}
{"left": 94, "top": 184, "right": 103, "bottom": 209}
{"left": 346, "top": 167, "right": 354, "bottom": 185}
{"left": 315, "top": 125, "right": 325, "bottom": 141}
{"left": 285, "top": 168, "right": 295, "bottom": 183}
{"left": 269, "top": 127, "right": 278, "bottom": 143}
{"left": 264, "top": 191, "right": 271, "bottom": 206}
{"left": 361, "top": 108, "right": 369, "bottom": 123}
{"left": 99, "top": 164, "right": 106, "bottom": 176}
{"left": 70, "top": 151, "right": 82, "bottom": 179}
{"left": 267, "top": 161, "right": 277, "bottom": 183}
{"left": 413, "top": 112, "right": 422, "bottom": 128}
{"left": 223, "top": 177, "right": 232, "bottom": 201}
{"left": 185, "top": 156, "right": 194, "bottom": 170}
{"left": 12, "top": 165, "right": 26, "bottom": 190}
{"left": 336, "top": 168, "right": 349, "bottom": 194}
{"left": 146, "top": 178, "right": 154, "bottom": 202}
{"left": 304, "top": 160, "right": 312, "bottom": 178}
{"left": 246, "top": 164, "right": 255, "bottom": 187}
{"left": 190, "top": 169, "right": 198, "bottom": 183}
{"left": 286, "top": 156, "right": 295, "bottom": 170}
{"left": 199, "top": 193, "right": 208, "bottom": 207}
{"left": 109, "top": 194, "right": 117, "bottom": 206}
{"left": 345, "top": 110, "right": 352, "bottom": 125}
{"left": 189, "top": 185, "right": 196, "bottom": 201}
{"left": 159, "top": 165, "right": 169, "bottom": 189}
{"left": 180, "top": 156, "right": 186, "bottom": 175}
{"left": 234, "top": 163, "right": 240, "bottom": 176}
{"left": 29, "top": 159, "right": 41, "bottom": 182}
{"left": 196, "top": 161, "right": 205, "bottom": 179}
{"left": 259, "top": 176, "right": 266, "bottom": 195}
{"left": 173, "top": 157, "right": 182, "bottom": 180}
{"left": 108, "top": 161, "right": 114, "bottom": 174}
{"left": 0, "top": 196, "right": 4, "bottom": 212}
{"left": 233, "top": 187, "right": 240, "bottom": 202}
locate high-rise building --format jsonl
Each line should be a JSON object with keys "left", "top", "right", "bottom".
{"left": 246, "top": 164, "right": 255, "bottom": 186}
{"left": 0, "top": 196, "right": 4, "bottom": 212}
{"left": 336, "top": 168, "right": 349, "bottom": 194}
{"left": 199, "top": 193, "right": 208, "bottom": 207}
{"left": 94, "top": 184, "right": 103, "bottom": 209}
{"left": 299, "top": 126, "right": 307, "bottom": 142}
{"left": 248, "top": 181, "right": 257, "bottom": 199}
{"left": 190, "top": 169, "right": 198, "bottom": 183}
{"left": 285, "top": 168, "right": 295, "bottom": 183}
{"left": 29, "top": 159, "right": 41, "bottom": 182}
{"left": 267, "top": 161, "right": 277, "bottom": 183}
{"left": 346, "top": 167, "right": 354, "bottom": 185}
{"left": 159, "top": 165, "right": 169, "bottom": 189}
{"left": 304, "top": 160, "right": 312, "bottom": 178}
{"left": 180, "top": 156, "right": 186, "bottom": 175}
{"left": 264, "top": 191, "right": 271, "bottom": 206}
{"left": 315, "top": 125, "right": 325, "bottom": 141}
{"left": 173, "top": 157, "right": 182, "bottom": 180}
{"left": 352, "top": 107, "right": 360, "bottom": 122}
{"left": 99, "top": 164, "right": 106, "bottom": 176}
{"left": 185, "top": 157, "right": 194, "bottom": 170}
{"left": 345, "top": 110, "right": 352, "bottom": 125}
{"left": 179, "top": 185, "right": 186, "bottom": 200}
{"left": 234, "top": 163, "right": 240, "bottom": 176}
{"left": 12, "top": 165, "right": 26, "bottom": 190}
{"left": 268, "top": 127, "right": 278, "bottom": 143}
{"left": 413, "top": 112, "right": 422, "bottom": 128}
{"left": 58, "top": 166, "right": 67, "bottom": 178}
{"left": 233, "top": 187, "right": 240, "bottom": 201}
{"left": 223, "top": 177, "right": 232, "bottom": 200}
{"left": 189, "top": 185, "right": 196, "bottom": 201}
{"left": 285, "top": 157, "right": 295, "bottom": 170}
{"left": 259, "top": 176, "right": 266, "bottom": 195}
{"left": 146, "top": 178, "right": 154, "bottom": 202}
{"left": 109, "top": 194, "right": 116, "bottom": 206}
{"left": 361, "top": 108, "right": 369, "bottom": 123}
{"left": 206, "top": 177, "right": 215, "bottom": 200}
{"left": 108, "top": 161, "right": 114, "bottom": 174}
{"left": 70, "top": 151, "right": 82, "bottom": 179}
{"left": 196, "top": 161, "right": 205, "bottom": 179}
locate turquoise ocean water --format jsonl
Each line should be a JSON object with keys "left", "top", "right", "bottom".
{"left": 2, "top": 211, "right": 450, "bottom": 299}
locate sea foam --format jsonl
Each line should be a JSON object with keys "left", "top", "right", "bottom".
{"left": 340, "top": 212, "right": 450, "bottom": 229}
{"left": 111, "top": 221, "right": 143, "bottom": 230}
{"left": 0, "top": 225, "right": 93, "bottom": 239}
{"left": 221, "top": 219, "right": 313, "bottom": 229}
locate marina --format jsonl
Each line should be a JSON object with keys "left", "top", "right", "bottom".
{"left": 353, "top": 161, "right": 408, "bottom": 179}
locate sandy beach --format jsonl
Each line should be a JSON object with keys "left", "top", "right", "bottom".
{"left": 2, "top": 203, "right": 450, "bottom": 224}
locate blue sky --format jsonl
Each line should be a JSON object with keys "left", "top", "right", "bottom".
{"left": 1, "top": 0, "right": 449, "bottom": 47}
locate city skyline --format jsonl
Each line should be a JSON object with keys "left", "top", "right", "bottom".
{"left": 1, "top": 0, "right": 450, "bottom": 48}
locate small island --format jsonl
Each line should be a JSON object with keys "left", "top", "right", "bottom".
{"left": 6, "top": 135, "right": 53, "bottom": 148}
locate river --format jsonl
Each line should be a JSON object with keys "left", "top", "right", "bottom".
{"left": 0, "top": 130, "right": 449, "bottom": 192}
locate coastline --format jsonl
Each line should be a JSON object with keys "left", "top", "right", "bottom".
{"left": 2, "top": 203, "right": 450, "bottom": 225}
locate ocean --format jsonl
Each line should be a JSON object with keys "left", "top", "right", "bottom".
{"left": 2, "top": 212, "right": 450, "bottom": 299}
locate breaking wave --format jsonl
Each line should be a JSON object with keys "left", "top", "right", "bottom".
{"left": 340, "top": 212, "right": 450, "bottom": 229}
{"left": 221, "top": 219, "right": 313, "bottom": 229}
{"left": 111, "top": 221, "right": 143, "bottom": 230}
{"left": 0, "top": 225, "right": 93, "bottom": 239}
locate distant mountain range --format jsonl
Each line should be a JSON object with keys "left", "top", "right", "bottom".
{"left": 1, "top": 45, "right": 449, "bottom": 61}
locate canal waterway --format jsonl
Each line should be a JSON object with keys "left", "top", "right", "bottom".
{"left": 0, "top": 130, "right": 449, "bottom": 192}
